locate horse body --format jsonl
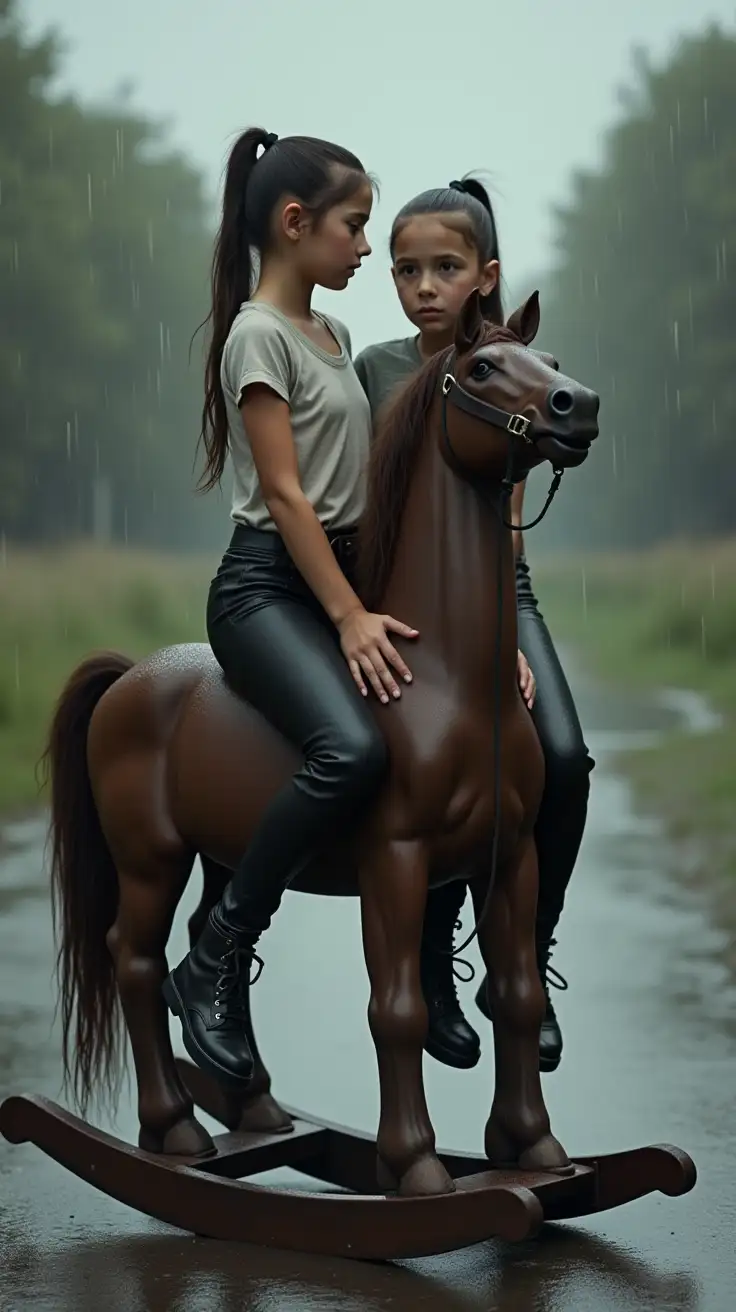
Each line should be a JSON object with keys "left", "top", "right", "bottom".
{"left": 48, "top": 292, "right": 598, "bottom": 1197}
{"left": 87, "top": 418, "right": 542, "bottom": 894}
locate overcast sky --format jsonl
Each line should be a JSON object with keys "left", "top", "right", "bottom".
{"left": 21, "top": 0, "right": 736, "bottom": 350}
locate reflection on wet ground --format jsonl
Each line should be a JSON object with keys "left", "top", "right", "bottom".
{"left": 1, "top": 658, "right": 735, "bottom": 1310}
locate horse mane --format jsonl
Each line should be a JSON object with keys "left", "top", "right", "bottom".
{"left": 357, "top": 321, "right": 519, "bottom": 610}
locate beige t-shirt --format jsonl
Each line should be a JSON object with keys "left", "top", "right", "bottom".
{"left": 221, "top": 301, "right": 372, "bottom": 531}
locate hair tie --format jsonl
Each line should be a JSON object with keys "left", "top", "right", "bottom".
{"left": 263, "top": 132, "right": 279, "bottom": 151}
{"left": 448, "top": 179, "right": 468, "bottom": 194}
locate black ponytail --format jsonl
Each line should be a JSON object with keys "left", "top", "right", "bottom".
{"left": 390, "top": 174, "right": 503, "bottom": 325}
{"left": 197, "top": 127, "right": 368, "bottom": 492}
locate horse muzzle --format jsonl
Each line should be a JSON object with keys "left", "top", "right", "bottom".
{"left": 534, "top": 383, "right": 600, "bottom": 467}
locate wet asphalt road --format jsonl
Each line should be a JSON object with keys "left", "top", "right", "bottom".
{"left": 1, "top": 661, "right": 735, "bottom": 1310}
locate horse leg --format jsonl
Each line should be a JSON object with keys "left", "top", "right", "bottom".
{"left": 360, "top": 839, "right": 454, "bottom": 1197}
{"left": 192, "top": 855, "right": 293, "bottom": 1134}
{"left": 476, "top": 836, "right": 572, "bottom": 1172}
{"left": 107, "top": 851, "right": 215, "bottom": 1157}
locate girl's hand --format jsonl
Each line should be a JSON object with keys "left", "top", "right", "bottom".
{"left": 338, "top": 608, "right": 418, "bottom": 703}
{"left": 517, "top": 649, "right": 536, "bottom": 709}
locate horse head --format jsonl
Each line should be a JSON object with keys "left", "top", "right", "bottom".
{"left": 438, "top": 288, "right": 599, "bottom": 482}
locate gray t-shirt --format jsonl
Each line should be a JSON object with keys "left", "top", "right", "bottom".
{"left": 353, "top": 335, "right": 422, "bottom": 423}
{"left": 222, "top": 301, "right": 372, "bottom": 530}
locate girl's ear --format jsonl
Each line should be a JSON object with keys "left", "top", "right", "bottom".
{"left": 281, "top": 201, "right": 307, "bottom": 243}
{"left": 479, "top": 258, "right": 499, "bottom": 299}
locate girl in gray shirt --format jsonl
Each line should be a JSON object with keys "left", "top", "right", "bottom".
{"left": 163, "top": 128, "right": 418, "bottom": 1090}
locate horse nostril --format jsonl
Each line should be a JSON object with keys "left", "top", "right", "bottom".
{"left": 549, "top": 388, "right": 574, "bottom": 417}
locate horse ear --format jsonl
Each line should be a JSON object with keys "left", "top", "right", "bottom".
{"left": 455, "top": 288, "right": 485, "bottom": 354}
{"left": 506, "top": 290, "right": 540, "bottom": 345}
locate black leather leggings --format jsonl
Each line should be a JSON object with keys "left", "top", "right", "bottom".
{"left": 206, "top": 525, "right": 387, "bottom": 935}
{"left": 515, "top": 553, "right": 594, "bottom": 932}
{"left": 424, "top": 553, "right": 595, "bottom": 942}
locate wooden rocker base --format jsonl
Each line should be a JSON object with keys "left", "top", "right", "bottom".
{"left": 0, "top": 1068, "right": 696, "bottom": 1261}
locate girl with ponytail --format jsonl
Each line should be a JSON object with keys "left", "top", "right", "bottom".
{"left": 164, "top": 128, "right": 419, "bottom": 1089}
{"left": 354, "top": 177, "right": 594, "bottom": 1080}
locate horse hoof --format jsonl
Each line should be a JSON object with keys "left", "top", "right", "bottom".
{"left": 518, "top": 1134, "right": 574, "bottom": 1176}
{"left": 139, "top": 1115, "right": 216, "bottom": 1158}
{"left": 486, "top": 1121, "right": 574, "bottom": 1176}
{"left": 379, "top": 1152, "right": 456, "bottom": 1197}
{"left": 238, "top": 1094, "right": 294, "bottom": 1135}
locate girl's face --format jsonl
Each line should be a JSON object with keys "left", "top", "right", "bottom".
{"left": 391, "top": 215, "right": 499, "bottom": 336}
{"left": 280, "top": 174, "right": 374, "bottom": 292}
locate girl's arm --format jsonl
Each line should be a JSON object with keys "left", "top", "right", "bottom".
{"left": 240, "top": 385, "right": 417, "bottom": 703}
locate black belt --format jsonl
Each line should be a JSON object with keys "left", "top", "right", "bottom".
{"left": 229, "top": 523, "right": 358, "bottom": 558}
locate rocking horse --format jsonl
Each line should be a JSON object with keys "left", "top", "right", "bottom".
{"left": 0, "top": 292, "right": 695, "bottom": 1259}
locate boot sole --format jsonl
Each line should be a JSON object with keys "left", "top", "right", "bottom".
{"left": 162, "top": 976, "right": 254, "bottom": 1093}
{"left": 423, "top": 1035, "right": 481, "bottom": 1070}
{"left": 475, "top": 989, "right": 562, "bottom": 1073}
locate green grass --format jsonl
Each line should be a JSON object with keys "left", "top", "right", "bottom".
{"left": 535, "top": 539, "right": 736, "bottom": 889}
{"left": 0, "top": 544, "right": 214, "bottom": 816}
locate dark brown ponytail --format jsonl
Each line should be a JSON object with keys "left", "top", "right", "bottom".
{"left": 196, "top": 128, "right": 368, "bottom": 493}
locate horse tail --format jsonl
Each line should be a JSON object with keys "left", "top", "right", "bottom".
{"left": 40, "top": 651, "right": 135, "bottom": 1115}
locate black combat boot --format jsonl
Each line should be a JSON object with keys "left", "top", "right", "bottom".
{"left": 421, "top": 883, "right": 481, "bottom": 1070}
{"left": 535, "top": 938, "right": 567, "bottom": 1071}
{"left": 162, "top": 908, "right": 263, "bottom": 1090}
{"left": 474, "top": 937, "right": 567, "bottom": 1072}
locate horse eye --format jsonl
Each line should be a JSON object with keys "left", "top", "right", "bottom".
{"left": 471, "top": 360, "right": 493, "bottom": 380}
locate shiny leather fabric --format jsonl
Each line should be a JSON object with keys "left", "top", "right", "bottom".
{"left": 206, "top": 526, "right": 387, "bottom": 933}
{"left": 515, "top": 552, "right": 594, "bottom": 932}
{"left": 162, "top": 910, "right": 257, "bottom": 1088}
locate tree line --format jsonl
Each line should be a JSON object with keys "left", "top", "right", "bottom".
{"left": 0, "top": 0, "right": 224, "bottom": 550}
{"left": 535, "top": 24, "right": 736, "bottom": 551}
{"left": 2, "top": 3, "right": 734, "bottom": 553}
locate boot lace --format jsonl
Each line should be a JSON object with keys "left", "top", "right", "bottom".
{"left": 450, "top": 920, "right": 476, "bottom": 985}
{"left": 213, "top": 941, "right": 264, "bottom": 1026}
{"left": 423, "top": 919, "right": 476, "bottom": 1014}
{"left": 537, "top": 938, "right": 567, "bottom": 1017}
